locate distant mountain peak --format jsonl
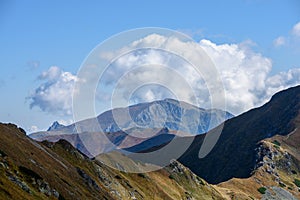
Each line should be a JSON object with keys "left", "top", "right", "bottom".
{"left": 30, "top": 99, "right": 233, "bottom": 156}
{"left": 96, "top": 98, "right": 234, "bottom": 135}
{"left": 47, "top": 121, "right": 65, "bottom": 131}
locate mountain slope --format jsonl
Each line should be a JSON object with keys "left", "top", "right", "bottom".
{"left": 0, "top": 122, "right": 226, "bottom": 200}
{"left": 178, "top": 85, "right": 300, "bottom": 184}
{"left": 0, "top": 123, "right": 113, "bottom": 199}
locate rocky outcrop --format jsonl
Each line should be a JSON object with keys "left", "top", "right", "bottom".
{"left": 254, "top": 141, "right": 298, "bottom": 183}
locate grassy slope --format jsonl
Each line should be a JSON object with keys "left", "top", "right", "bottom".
{"left": 0, "top": 122, "right": 225, "bottom": 200}
{"left": 0, "top": 123, "right": 112, "bottom": 199}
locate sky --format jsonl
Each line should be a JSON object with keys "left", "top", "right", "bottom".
{"left": 1, "top": 0, "right": 300, "bottom": 133}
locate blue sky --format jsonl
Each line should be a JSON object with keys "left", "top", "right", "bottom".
{"left": 1, "top": 0, "right": 300, "bottom": 132}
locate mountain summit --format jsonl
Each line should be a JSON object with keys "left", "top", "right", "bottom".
{"left": 95, "top": 98, "right": 233, "bottom": 134}
{"left": 47, "top": 121, "right": 65, "bottom": 131}
{"left": 32, "top": 98, "right": 233, "bottom": 136}
{"left": 29, "top": 99, "right": 233, "bottom": 156}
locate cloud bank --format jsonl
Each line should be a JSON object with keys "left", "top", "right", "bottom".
{"left": 99, "top": 34, "right": 300, "bottom": 115}
{"left": 29, "top": 35, "right": 300, "bottom": 117}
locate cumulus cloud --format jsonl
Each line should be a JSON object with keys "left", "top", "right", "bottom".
{"left": 98, "top": 34, "right": 300, "bottom": 115}
{"left": 28, "top": 66, "right": 77, "bottom": 116}
{"left": 266, "top": 68, "right": 300, "bottom": 96}
{"left": 98, "top": 47, "right": 209, "bottom": 109}
{"left": 273, "top": 36, "right": 286, "bottom": 47}
{"left": 198, "top": 39, "right": 274, "bottom": 113}
{"left": 30, "top": 36, "right": 300, "bottom": 117}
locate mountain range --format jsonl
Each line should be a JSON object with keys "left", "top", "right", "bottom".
{"left": 1, "top": 85, "right": 300, "bottom": 199}
{"left": 30, "top": 99, "right": 233, "bottom": 156}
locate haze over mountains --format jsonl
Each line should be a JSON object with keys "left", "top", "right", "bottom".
{"left": 30, "top": 98, "right": 233, "bottom": 156}
{"left": 35, "top": 98, "right": 233, "bottom": 135}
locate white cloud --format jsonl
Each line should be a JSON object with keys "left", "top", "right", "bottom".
{"left": 28, "top": 66, "right": 78, "bottom": 116}
{"left": 98, "top": 34, "right": 300, "bottom": 115}
{"left": 99, "top": 48, "right": 208, "bottom": 108}
{"left": 28, "top": 125, "right": 39, "bottom": 133}
{"left": 266, "top": 68, "right": 300, "bottom": 97}
{"left": 273, "top": 36, "right": 286, "bottom": 47}
{"left": 57, "top": 119, "right": 73, "bottom": 126}
{"left": 30, "top": 36, "right": 300, "bottom": 118}
{"left": 292, "top": 21, "right": 300, "bottom": 37}
{"left": 273, "top": 21, "right": 300, "bottom": 48}
{"left": 198, "top": 39, "right": 273, "bottom": 113}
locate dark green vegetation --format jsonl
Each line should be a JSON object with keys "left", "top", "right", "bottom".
{"left": 294, "top": 178, "right": 300, "bottom": 187}
{"left": 272, "top": 140, "right": 281, "bottom": 146}
{"left": 257, "top": 187, "right": 267, "bottom": 194}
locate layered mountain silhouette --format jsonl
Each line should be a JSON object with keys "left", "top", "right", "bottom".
{"left": 125, "top": 86, "right": 300, "bottom": 185}
{"left": 1, "top": 85, "right": 300, "bottom": 199}
{"left": 34, "top": 98, "right": 233, "bottom": 135}
{"left": 177, "top": 85, "right": 300, "bottom": 184}
{"left": 30, "top": 99, "right": 233, "bottom": 156}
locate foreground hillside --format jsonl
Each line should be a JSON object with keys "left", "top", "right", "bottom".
{"left": 0, "top": 122, "right": 224, "bottom": 199}
{"left": 179, "top": 85, "right": 300, "bottom": 184}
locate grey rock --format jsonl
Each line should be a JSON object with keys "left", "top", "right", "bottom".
{"left": 262, "top": 186, "right": 297, "bottom": 200}
{"left": 8, "top": 175, "right": 31, "bottom": 193}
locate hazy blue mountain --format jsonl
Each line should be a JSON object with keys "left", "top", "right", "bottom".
{"left": 95, "top": 98, "right": 233, "bottom": 135}
{"left": 31, "top": 99, "right": 233, "bottom": 137}
{"left": 47, "top": 121, "right": 65, "bottom": 131}
{"left": 30, "top": 98, "right": 233, "bottom": 138}
{"left": 29, "top": 99, "right": 233, "bottom": 156}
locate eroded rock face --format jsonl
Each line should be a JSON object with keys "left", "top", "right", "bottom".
{"left": 254, "top": 141, "right": 294, "bottom": 183}
{"left": 251, "top": 140, "right": 300, "bottom": 199}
